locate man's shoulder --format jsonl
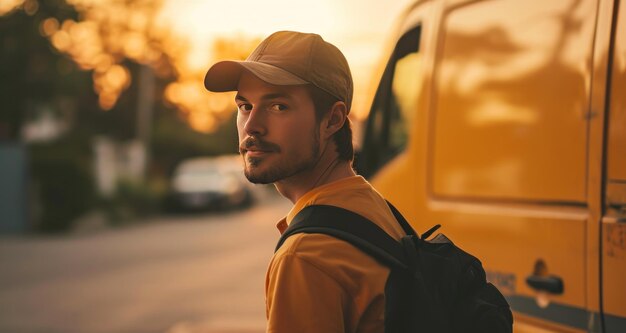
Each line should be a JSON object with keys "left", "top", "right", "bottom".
{"left": 276, "top": 231, "right": 364, "bottom": 257}
{"left": 273, "top": 231, "right": 388, "bottom": 274}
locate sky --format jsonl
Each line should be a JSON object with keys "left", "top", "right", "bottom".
{"left": 158, "top": 0, "right": 414, "bottom": 118}
{"left": 159, "top": 0, "right": 412, "bottom": 70}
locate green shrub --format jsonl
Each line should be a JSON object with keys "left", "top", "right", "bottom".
{"left": 98, "top": 177, "right": 166, "bottom": 225}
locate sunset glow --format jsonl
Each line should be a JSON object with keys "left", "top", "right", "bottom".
{"left": 0, "top": 0, "right": 25, "bottom": 16}
{"left": 5, "top": 0, "right": 412, "bottom": 131}
{"left": 158, "top": 0, "right": 412, "bottom": 129}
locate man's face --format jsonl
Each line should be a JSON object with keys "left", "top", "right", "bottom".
{"left": 236, "top": 71, "right": 321, "bottom": 184}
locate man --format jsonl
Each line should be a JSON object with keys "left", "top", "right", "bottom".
{"left": 204, "top": 31, "right": 406, "bottom": 333}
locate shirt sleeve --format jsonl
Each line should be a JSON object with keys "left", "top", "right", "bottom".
{"left": 266, "top": 251, "right": 351, "bottom": 333}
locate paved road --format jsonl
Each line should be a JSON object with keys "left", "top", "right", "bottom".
{"left": 0, "top": 189, "right": 291, "bottom": 333}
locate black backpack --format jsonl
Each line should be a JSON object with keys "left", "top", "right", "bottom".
{"left": 275, "top": 202, "right": 513, "bottom": 333}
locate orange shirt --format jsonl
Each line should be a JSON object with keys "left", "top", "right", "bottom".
{"left": 266, "top": 176, "right": 406, "bottom": 333}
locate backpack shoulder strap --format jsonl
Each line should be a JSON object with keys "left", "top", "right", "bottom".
{"left": 275, "top": 204, "right": 409, "bottom": 271}
{"left": 385, "top": 200, "right": 418, "bottom": 237}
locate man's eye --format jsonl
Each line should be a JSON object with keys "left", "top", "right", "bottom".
{"left": 238, "top": 104, "right": 252, "bottom": 112}
{"left": 269, "top": 104, "right": 288, "bottom": 112}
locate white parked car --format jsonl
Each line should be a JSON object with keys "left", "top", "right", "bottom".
{"left": 167, "top": 155, "right": 253, "bottom": 211}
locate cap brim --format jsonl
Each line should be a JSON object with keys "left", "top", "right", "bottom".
{"left": 204, "top": 61, "right": 308, "bottom": 92}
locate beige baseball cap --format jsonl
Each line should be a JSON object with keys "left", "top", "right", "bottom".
{"left": 204, "top": 31, "right": 353, "bottom": 111}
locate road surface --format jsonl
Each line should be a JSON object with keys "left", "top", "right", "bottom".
{"left": 0, "top": 188, "right": 291, "bottom": 333}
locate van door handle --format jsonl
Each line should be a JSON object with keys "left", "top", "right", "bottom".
{"left": 525, "top": 275, "right": 564, "bottom": 294}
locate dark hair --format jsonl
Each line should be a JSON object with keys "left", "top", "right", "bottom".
{"left": 307, "top": 85, "right": 354, "bottom": 162}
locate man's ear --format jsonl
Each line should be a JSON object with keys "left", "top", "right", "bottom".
{"left": 323, "top": 101, "right": 348, "bottom": 139}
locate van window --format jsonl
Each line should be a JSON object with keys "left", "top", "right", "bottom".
{"left": 359, "top": 26, "right": 422, "bottom": 178}
{"left": 431, "top": 0, "right": 596, "bottom": 203}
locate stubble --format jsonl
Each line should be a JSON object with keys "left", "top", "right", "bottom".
{"left": 242, "top": 129, "right": 320, "bottom": 184}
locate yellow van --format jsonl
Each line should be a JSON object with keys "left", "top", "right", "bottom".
{"left": 356, "top": 0, "right": 626, "bottom": 332}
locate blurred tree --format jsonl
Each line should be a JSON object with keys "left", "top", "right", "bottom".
{"left": 0, "top": 0, "right": 243, "bottom": 232}
{"left": 152, "top": 108, "right": 239, "bottom": 177}
{"left": 0, "top": 0, "right": 98, "bottom": 231}
{"left": 0, "top": 0, "right": 85, "bottom": 140}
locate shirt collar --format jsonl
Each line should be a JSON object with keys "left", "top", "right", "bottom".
{"left": 275, "top": 175, "right": 365, "bottom": 234}
{"left": 276, "top": 218, "right": 288, "bottom": 234}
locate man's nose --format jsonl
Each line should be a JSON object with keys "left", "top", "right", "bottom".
{"left": 243, "top": 108, "right": 267, "bottom": 137}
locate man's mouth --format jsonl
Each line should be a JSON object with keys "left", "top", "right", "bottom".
{"left": 245, "top": 149, "right": 272, "bottom": 157}
{"left": 239, "top": 138, "right": 280, "bottom": 157}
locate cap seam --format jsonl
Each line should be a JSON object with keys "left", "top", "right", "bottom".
{"left": 254, "top": 32, "right": 275, "bottom": 60}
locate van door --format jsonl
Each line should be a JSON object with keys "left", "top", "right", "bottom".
{"left": 602, "top": 1, "right": 626, "bottom": 331}
{"left": 427, "top": 1, "right": 597, "bottom": 331}
{"left": 365, "top": 0, "right": 603, "bottom": 332}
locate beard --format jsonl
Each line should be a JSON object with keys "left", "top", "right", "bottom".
{"left": 242, "top": 130, "right": 320, "bottom": 184}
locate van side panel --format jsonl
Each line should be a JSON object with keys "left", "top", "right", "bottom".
{"left": 431, "top": 0, "right": 595, "bottom": 203}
